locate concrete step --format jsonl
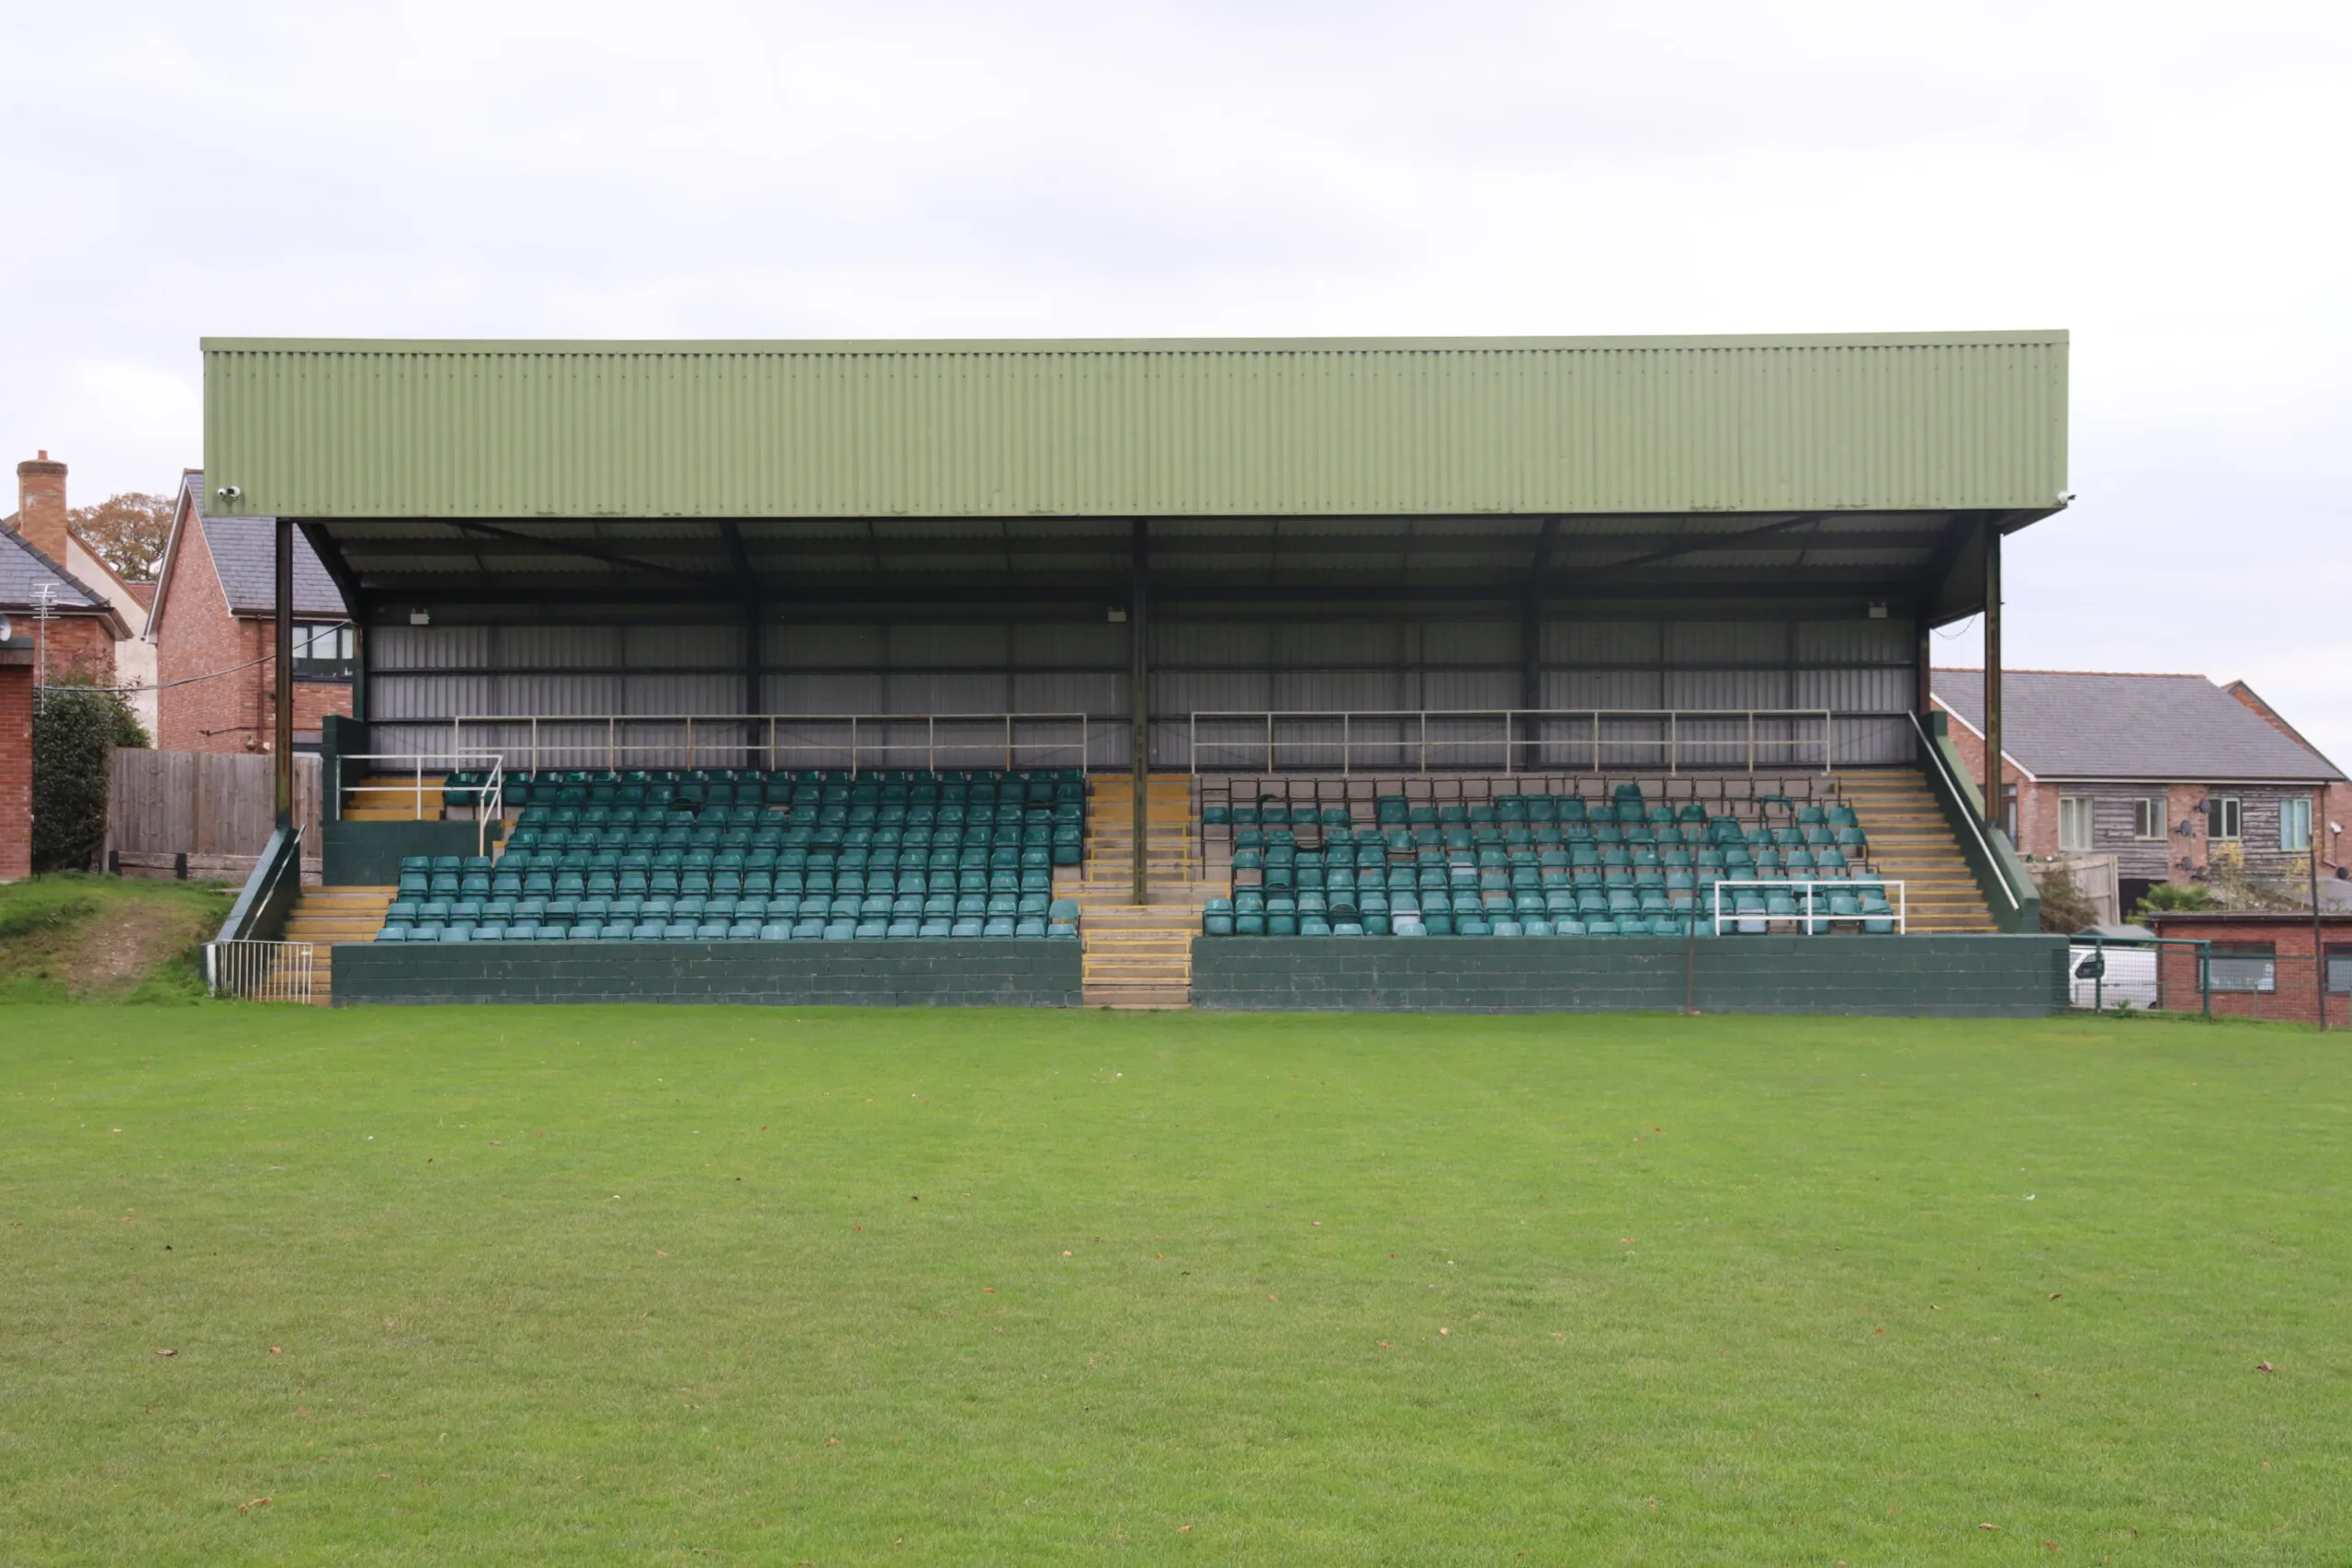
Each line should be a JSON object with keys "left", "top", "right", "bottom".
{"left": 1083, "top": 986, "right": 1192, "bottom": 1010}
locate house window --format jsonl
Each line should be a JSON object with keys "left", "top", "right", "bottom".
{"left": 2209, "top": 795, "right": 2242, "bottom": 841}
{"left": 2208, "top": 942, "right": 2275, "bottom": 993}
{"left": 2001, "top": 784, "right": 2018, "bottom": 843}
{"left": 292, "top": 624, "right": 355, "bottom": 682}
{"left": 2058, "top": 796, "right": 2094, "bottom": 853}
{"left": 2133, "top": 797, "right": 2165, "bottom": 840}
{"left": 2281, "top": 796, "right": 2312, "bottom": 853}
{"left": 2330, "top": 943, "right": 2350, "bottom": 997}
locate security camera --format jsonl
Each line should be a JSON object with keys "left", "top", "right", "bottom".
{"left": 218, "top": 485, "right": 243, "bottom": 501}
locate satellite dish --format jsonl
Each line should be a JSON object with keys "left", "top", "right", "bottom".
{"left": 0, "top": 614, "right": 12, "bottom": 641}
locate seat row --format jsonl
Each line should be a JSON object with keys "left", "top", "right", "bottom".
{"left": 455, "top": 767, "right": 1085, "bottom": 810}
{"left": 511, "top": 799, "right": 1081, "bottom": 830}
{"left": 1233, "top": 844, "right": 1861, "bottom": 878}
{"left": 380, "top": 918, "right": 1077, "bottom": 942}
{"left": 1201, "top": 900, "right": 1896, "bottom": 938}
{"left": 504, "top": 823, "right": 1081, "bottom": 858}
{"left": 1241, "top": 865, "right": 1873, "bottom": 899}
{"left": 376, "top": 895, "right": 1082, "bottom": 943}
{"left": 1230, "top": 821, "right": 1865, "bottom": 852}
{"left": 1209, "top": 882, "right": 1894, "bottom": 920}
{"left": 1204, "top": 789, "right": 1854, "bottom": 829}
{"left": 407, "top": 867, "right": 1058, "bottom": 900}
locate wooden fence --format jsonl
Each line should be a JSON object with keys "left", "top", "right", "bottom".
{"left": 106, "top": 750, "right": 322, "bottom": 884}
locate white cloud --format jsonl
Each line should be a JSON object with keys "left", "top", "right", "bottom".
{"left": 2, "top": 0, "right": 2346, "bottom": 751}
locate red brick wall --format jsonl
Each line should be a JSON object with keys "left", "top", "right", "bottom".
{"left": 0, "top": 663, "right": 29, "bottom": 882}
{"left": 1936, "top": 707, "right": 2052, "bottom": 852}
{"left": 2148, "top": 917, "right": 2352, "bottom": 1026}
{"left": 154, "top": 517, "right": 351, "bottom": 753}
{"left": 28, "top": 615, "right": 117, "bottom": 688}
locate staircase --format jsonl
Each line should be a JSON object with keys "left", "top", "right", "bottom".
{"left": 342, "top": 773, "right": 447, "bottom": 822}
{"left": 1077, "top": 774, "right": 1218, "bottom": 1008}
{"left": 279, "top": 886, "right": 396, "bottom": 1005}
{"left": 1831, "top": 770, "right": 2000, "bottom": 934}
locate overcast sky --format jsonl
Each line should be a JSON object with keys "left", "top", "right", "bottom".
{"left": 5, "top": 0, "right": 2346, "bottom": 760}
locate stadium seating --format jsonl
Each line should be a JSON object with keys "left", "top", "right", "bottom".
{"left": 1197, "top": 780, "right": 1894, "bottom": 939}
{"left": 372, "top": 768, "right": 1086, "bottom": 943}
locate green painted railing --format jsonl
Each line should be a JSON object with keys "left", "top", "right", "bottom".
{"left": 1911, "top": 710, "right": 2040, "bottom": 934}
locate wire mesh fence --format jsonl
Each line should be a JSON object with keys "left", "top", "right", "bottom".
{"left": 2069, "top": 936, "right": 2347, "bottom": 1026}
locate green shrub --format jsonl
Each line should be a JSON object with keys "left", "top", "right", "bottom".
{"left": 2036, "top": 863, "right": 2101, "bottom": 932}
{"left": 32, "top": 682, "right": 148, "bottom": 874}
{"left": 2132, "top": 882, "right": 2221, "bottom": 921}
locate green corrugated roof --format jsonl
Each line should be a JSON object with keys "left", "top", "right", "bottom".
{"left": 203, "top": 332, "right": 2067, "bottom": 521}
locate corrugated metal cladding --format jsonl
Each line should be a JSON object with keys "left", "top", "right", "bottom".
{"left": 206, "top": 333, "right": 2066, "bottom": 519}
{"left": 368, "top": 610, "right": 1917, "bottom": 767}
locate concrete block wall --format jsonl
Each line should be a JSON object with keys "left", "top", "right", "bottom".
{"left": 333, "top": 939, "right": 1084, "bottom": 1007}
{"left": 1191, "top": 935, "right": 2068, "bottom": 1016}
{"left": 323, "top": 819, "right": 497, "bottom": 885}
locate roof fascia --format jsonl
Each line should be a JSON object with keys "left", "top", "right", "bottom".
{"left": 1928, "top": 696, "right": 2040, "bottom": 782}
{"left": 204, "top": 330, "right": 2073, "bottom": 355}
{"left": 144, "top": 476, "right": 198, "bottom": 640}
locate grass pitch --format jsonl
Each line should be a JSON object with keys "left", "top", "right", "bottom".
{"left": 2, "top": 1005, "right": 2344, "bottom": 1564}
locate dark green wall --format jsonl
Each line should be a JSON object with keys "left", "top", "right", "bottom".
{"left": 1191, "top": 935, "right": 2067, "bottom": 1016}
{"left": 323, "top": 820, "right": 498, "bottom": 886}
{"left": 333, "top": 939, "right": 1083, "bottom": 1008}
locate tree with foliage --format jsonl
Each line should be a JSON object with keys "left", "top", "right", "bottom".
{"left": 2035, "top": 862, "right": 2102, "bottom": 932}
{"left": 65, "top": 492, "right": 175, "bottom": 580}
{"left": 32, "top": 680, "right": 149, "bottom": 874}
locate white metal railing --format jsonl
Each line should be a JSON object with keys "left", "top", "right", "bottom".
{"left": 1187, "top": 709, "right": 1852, "bottom": 775}
{"left": 204, "top": 940, "right": 315, "bottom": 1002}
{"left": 418, "top": 713, "right": 1091, "bottom": 776}
{"left": 1908, "top": 711, "right": 2022, "bottom": 912}
{"left": 1709, "top": 877, "right": 1906, "bottom": 935}
{"left": 336, "top": 752, "right": 505, "bottom": 854}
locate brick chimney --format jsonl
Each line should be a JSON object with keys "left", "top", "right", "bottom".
{"left": 13, "top": 451, "right": 69, "bottom": 565}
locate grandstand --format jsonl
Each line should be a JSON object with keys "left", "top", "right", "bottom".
{"left": 212, "top": 333, "right": 2067, "bottom": 1012}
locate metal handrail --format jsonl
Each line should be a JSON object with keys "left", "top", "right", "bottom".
{"left": 1187, "top": 709, "right": 1850, "bottom": 776}
{"left": 204, "top": 939, "right": 315, "bottom": 1003}
{"left": 335, "top": 751, "right": 505, "bottom": 855}
{"left": 1710, "top": 877, "right": 1906, "bottom": 935}
{"left": 1907, "top": 711, "right": 2022, "bottom": 912}
{"left": 418, "top": 713, "right": 1091, "bottom": 775}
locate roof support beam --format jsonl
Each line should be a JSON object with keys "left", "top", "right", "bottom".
{"left": 444, "top": 519, "right": 732, "bottom": 589}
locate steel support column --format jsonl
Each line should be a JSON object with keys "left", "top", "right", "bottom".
{"left": 274, "top": 518, "right": 296, "bottom": 828}
{"left": 1915, "top": 614, "right": 1934, "bottom": 717}
{"left": 1982, "top": 519, "right": 2004, "bottom": 834}
{"left": 1130, "top": 520, "right": 1150, "bottom": 904}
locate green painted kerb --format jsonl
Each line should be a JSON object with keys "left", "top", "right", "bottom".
{"left": 1190, "top": 935, "right": 2068, "bottom": 1016}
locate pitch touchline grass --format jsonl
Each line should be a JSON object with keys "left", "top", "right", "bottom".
{"left": 1, "top": 1006, "right": 2344, "bottom": 1564}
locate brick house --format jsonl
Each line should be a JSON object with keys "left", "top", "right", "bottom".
{"left": 148, "top": 470, "right": 353, "bottom": 754}
{"left": 1933, "top": 668, "right": 2347, "bottom": 915}
{"left": 4, "top": 453, "right": 130, "bottom": 688}
{"left": 2143, "top": 910, "right": 2351, "bottom": 1027}
{"left": 3, "top": 454, "right": 134, "bottom": 881}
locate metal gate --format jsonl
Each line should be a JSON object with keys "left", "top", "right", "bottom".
{"left": 204, "top": 941, "right": 316, "bottom": 1003}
